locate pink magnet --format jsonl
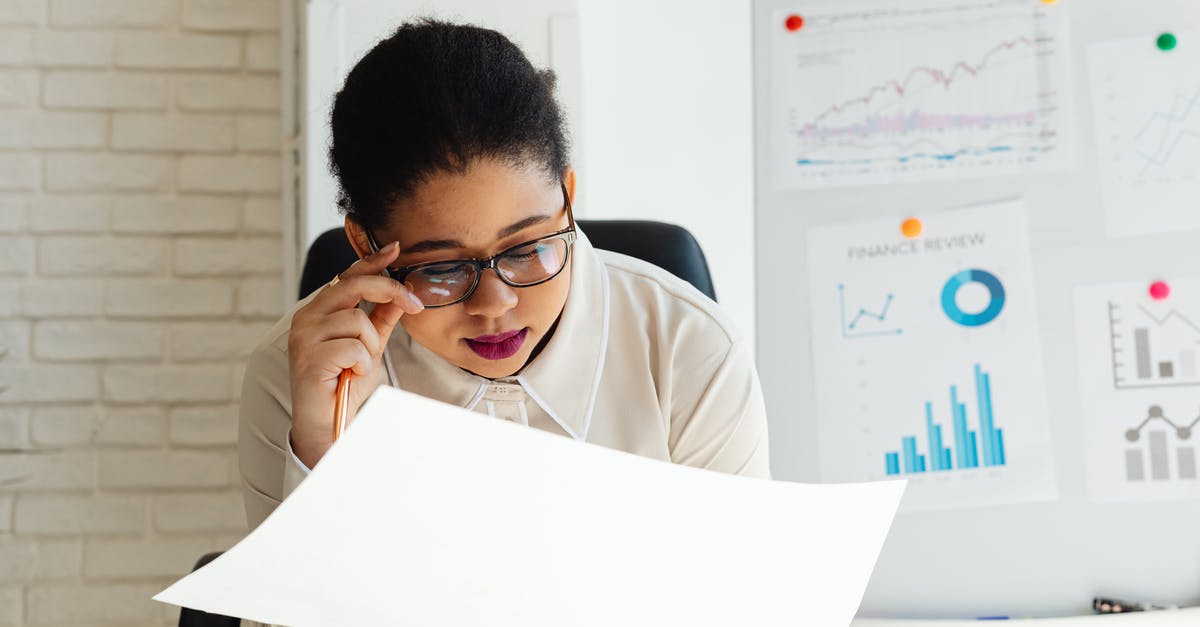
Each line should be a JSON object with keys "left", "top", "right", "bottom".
{"left": 1149, "top": 280, "right": 1170, "bottom": 300}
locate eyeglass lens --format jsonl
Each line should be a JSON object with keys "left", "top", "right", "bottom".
{"left": 403, "top": 236, "right": 570, "bottom": 306}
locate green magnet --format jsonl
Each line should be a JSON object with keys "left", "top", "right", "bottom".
{"left": 1157, "top": 32, "right": 1177, "bottom": 51}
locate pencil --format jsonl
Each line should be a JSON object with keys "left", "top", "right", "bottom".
{"left": 332, "top": 369, "right": 351, "bottom": 442}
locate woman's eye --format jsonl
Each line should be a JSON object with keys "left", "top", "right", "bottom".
{"left": 421, "top": 264, "right": 468, "bottom": 277}
{"left": 505, "top": 244, "right": 544, "bottom": 261}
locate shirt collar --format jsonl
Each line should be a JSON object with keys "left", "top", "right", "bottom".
{"left": 383, "top": 230, "right": 610, "bottom": 442}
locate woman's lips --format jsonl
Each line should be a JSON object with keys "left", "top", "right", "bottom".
{"left": 465, "top": 328, "right": 528, "bottom": 360}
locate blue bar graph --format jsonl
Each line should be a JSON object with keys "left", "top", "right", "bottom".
{"left": 884, "top": 363, "right": 1007, "bottom": 476}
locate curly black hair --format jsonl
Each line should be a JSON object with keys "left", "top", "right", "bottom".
{"left": 328, "top": 19, "right": 571, "bottom": 231}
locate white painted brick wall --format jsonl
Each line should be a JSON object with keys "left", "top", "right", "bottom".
{"left": 43, "top": 153, "right": 171, "bottom": 192}
{"left": 29, "top": 405, "right": 100, "bottom": 447}
{"left": 112, "top": 113, "right": 236, "bottom": 153}
{"left": 115, "top": 33, "right": 242, "bottom": 70}
{"left": 0, "top": 69, "right": 38, "bottom": 107}
{"left": 175, "top": 74, "right": 280, "bottom": 111}
{"left": 48, "top": 0, "right": 174, "bottom": 29}
{"left": 0, "top": 539, "right": 83, "bottom": 581}
{"left": 169, "top": 322, "right": 273, "bottom": 361}
{"left": 14, "top": 494, "right": 146, "bottom": 535}
{"left": 103, "top": 365, "right": 233, "bottom": 403}
{"left": 174, "top": 237, "right": 283, "bottom": 275}
{"left": 0, "top": 0, "right": 43, "bottom": 26}
{"left": 154, "top": 491, "right": 245, "bottom": 533}
{"left": 106, "top": 279, "right": 236, "bottom": 317}
{"left": 38, "top": 235, "right": 169, "bottom": 276}
{"left": 27, "top": 583, "right": 164, "bottom": 624}
{"left": 98, "top": 450, "right": 231, "bottom": 489}
{"left": 237, "top": 276, "right": 286, "bottom": 316}
{"left": 20, "top": 279, "right": 104, "bottom": 316}
{"left": 96, "top": 407, "right": 165, "bottom": 447}
{"left": 34, "top": 320, "right": 165, "bottom": 361}
{"left": 178, "top": 154, "right": 282, "bottom": 193}
{"left": 1, "top": 2, "right": 284, "bottom": 624}
{"left": 168, "top": 404, "right": 239, "bottom": 446}
{"left": 181, "top": 0, "right": 280, "bottom": 33}
{"left": 43, "top": 70, "right": 168, "bottom": 110}
{"left": 0, "top": 154, "right": 38, "bottom": 190}
{"left": 84, "top": 537, "right": 216, "bottom": 578}
{"left": 110, "top": 195, "right": 241, "bottom": 234}
{"left": 28, "top": 196, "right": 109, "bottom": 233}
{"left": 32, "top": 31, "right": 116, "bottom": 67}
{"left": 0, "top": 111, "right": 108, "bottom": 149}
{"left": 243, "top": 197, "right": 283, "bottom": 234}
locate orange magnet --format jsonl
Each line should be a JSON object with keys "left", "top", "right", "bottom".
{"left": 901, "top": 217, "right": 923, "bottom": 239}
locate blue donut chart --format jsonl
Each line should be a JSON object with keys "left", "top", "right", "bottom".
{"left": 941, "top": 269, "right": 1005, "bottom": 327}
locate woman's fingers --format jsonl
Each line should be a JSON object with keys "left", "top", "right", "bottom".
{"left": 305, "top": 238, "right": 424, "bottom": 317}
{"left": 312, "top": 308, "right": 384, "bottom": 358}
{"left": 342, "top": 240, "right": 400, "bottom": 277}
{"left": 303, "top": 338, "right": 375, "bottom": 378}
{"left": 316, "top": 275, "right": 423, "bottom": 314}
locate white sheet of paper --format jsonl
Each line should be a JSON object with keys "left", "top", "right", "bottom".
{"left": 156, "top": 386, "right": 905, "bottom": 627}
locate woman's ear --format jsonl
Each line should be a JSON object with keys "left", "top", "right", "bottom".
{"left": 343, "top": 217, "right": 373, "bottom": 261}
{"left": 562, "top": 166, "right": 576, "bottom": 207}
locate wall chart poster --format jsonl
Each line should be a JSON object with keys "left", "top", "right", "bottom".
{"left": 1089, "top": 33, "right": 1200, "bottom": 239}
{"left": 769, "top": 0, "right": 1075, "bottom": 190}
{"left": 807, "top": 200, "right": 1056, "bottom": 511}
{"left": 1075, "top": 280, "right": 1200, "bottom": 503}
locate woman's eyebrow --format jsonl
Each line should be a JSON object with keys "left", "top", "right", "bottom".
{"left": 496, "top": 215, "right": 550, "bottom": 239}
{"left": 400, "top": 239, "right": 462, "bottom": 254}
{"left": 400, "top": 215, "right": 552, "bottom": 255}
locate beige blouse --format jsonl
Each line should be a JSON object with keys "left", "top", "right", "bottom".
{"left": 238, "top": 230, "right": 771, "bottom": 531}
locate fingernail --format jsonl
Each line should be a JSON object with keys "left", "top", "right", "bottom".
{"left": 407, "top": 292, "right": 424, "bottom": 311}
{"left": 375, "top": 241, "right": 398, "bottom": 256}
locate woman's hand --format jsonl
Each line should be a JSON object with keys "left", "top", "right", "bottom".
{"left": 287, "top": 240, "right": 423, "bottom": 469}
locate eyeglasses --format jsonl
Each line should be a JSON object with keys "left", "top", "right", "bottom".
{"left": 367, "top": 183, "right": 577, "bottom": 308}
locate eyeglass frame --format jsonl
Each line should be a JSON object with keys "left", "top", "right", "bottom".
{"left": 365, "top": 181, "right": 577, "bottom": 308}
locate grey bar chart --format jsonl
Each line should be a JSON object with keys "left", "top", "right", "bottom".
{"left": 1109, "top": 301, "right": 1200, "bottom": 389}
{"left": 1124, "top": 405, "right": 1199, "bottom": 482}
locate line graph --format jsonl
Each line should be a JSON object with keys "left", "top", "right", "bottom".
{"left": 770, "top": 0, "right": 1072, "bottom": 189}
{"left": 796, "top": 36, "right": 1037, "bottom": 136}
{"left": 1123, "top": 405, "right": 1198, "bottom": 482}
{"left": 839, "top": 284, "right": 902, "bottom": 339}
{"left": 1134, "top": 86, "right": 1200, "bottom": 176}
{"left": 1089, "top": 32, "right": 1200, "bottom": 237}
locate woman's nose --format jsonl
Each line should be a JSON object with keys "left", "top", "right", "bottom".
{"left": 462, "top": 269, "right": 519, "bottom": 317}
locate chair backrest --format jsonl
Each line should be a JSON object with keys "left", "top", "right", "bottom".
{"left": 298, "top": 220, "right": 717, "bottom": 301}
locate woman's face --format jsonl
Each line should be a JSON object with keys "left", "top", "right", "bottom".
{"left": 352, "top": 158, "right": 574, "bottom": 379}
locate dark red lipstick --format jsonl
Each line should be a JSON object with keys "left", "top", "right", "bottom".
{"left": 465, "top": 328, "right": 527, "bottom": 360}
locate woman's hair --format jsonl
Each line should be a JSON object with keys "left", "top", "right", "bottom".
{"left": 328, "top": 19, "right": 571, "bottom": 231}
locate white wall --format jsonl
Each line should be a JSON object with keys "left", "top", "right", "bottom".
{"left": 576, "top": 0, "right": 756, "bottom": 342}
{"left": 300, "top": 0, "right": 757, "bottom": 342}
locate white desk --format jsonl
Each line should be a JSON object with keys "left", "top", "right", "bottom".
{"left": 853, "top": 608, "right": 1200, "bottom": 626}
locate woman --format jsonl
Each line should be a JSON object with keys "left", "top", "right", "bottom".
{"left": 238, "top": 19, "right": 769, "bottom": 530}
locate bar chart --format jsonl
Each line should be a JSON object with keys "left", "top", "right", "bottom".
{"left": 884, "top": 364, "right": 1007, "bottom": 476}
{"left": 1124, "top": 405, "right": 1198, "bottom": 482}
{"left": 1108, "top": 301, "right": 1200, "bottom": 389}
{"left": 1076, "top": 280, "right": 1200, "bottom": 502}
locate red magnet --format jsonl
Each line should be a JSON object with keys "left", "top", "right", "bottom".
{"left": 785, "top": 14, "right": 804, "bottom": 32}
{"left": 1149, "top": 280, "right": 1170, "bottom": 300}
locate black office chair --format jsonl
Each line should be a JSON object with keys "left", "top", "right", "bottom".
{"left": 298, "top": 220, "right": 717, "bottom": 302}
{"left": 179, "top": 219, "right": 716, "bottom": 626}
